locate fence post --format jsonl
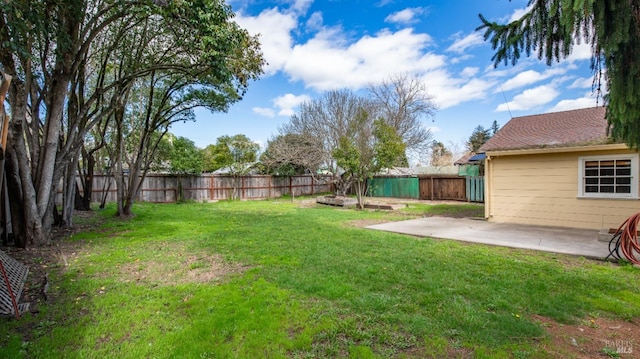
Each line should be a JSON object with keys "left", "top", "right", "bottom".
{"left": 430, "top": 177, "right": 434, "bottom": 200}
{"left": 241, "top": 176, "right": 245, "bottom": 199}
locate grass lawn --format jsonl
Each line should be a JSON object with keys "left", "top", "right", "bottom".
{"left": 1, "top": 199, "right": 639, "bottom": 358}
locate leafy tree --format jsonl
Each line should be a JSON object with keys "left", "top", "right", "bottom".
{"left": 169, "top": 137, "right": 203, "bottom": 175}
{"left": 201, "top": 144, "right": 218, "bottom": 173}
{"left": 477, "top": 0, "right": 639, "bottom": 147}
{"left": 467, "top": 126, "right": 492, "bottom": 153}
{"left": 166, "top": 136, "right": 203, "bottom": 202}
{"left": 333, "top": 112, "right": 406, "bottom": 209}
{"left": 430, "top": 141, "right": 454, "bottom": 166}
{"left": 206, "top": 134, "right": 259, "bottom": 199}
{"left": 207, "top": 134, "right": 259, "bottom": 172}
{"left": 1, "top": 0, "right": 264, "bottom": 245}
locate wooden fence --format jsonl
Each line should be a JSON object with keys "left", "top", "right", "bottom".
{"left": 465, "top": 176, "right": 484, "bottom": 202}
{"left": 365, "top": 175, "right": 484, "bottom": 202}
{"left": 419, "top": 175, "right": 466, "bottom": 201}
{"left": 85, "top": 174, "right": 332, "bottom": 204}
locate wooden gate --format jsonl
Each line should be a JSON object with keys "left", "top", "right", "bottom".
{"left": 419, "top": 175, "right": 466, "bottom": 201}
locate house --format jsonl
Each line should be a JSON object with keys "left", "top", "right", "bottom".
{"left": 479, "top": 106, "right": 639, "bottom": 230}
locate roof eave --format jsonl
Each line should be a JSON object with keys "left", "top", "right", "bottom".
{"left": 485, "top": 143, "right": 631, "bottom": 157}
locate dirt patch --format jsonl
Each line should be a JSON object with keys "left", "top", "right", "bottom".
{"left": 118, "top": 251, "right": 248, "bottom": 286}
{"left": 532, "top": 314, "right": 639, "bottom": 358}
{"left": 346, "top": 219, "right": 393, "bottom": 228}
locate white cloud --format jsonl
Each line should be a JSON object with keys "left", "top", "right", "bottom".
{"left": 273, "top": 93, "right": 311, "bottom": 116}
{"left": 419, "top": 70, "right": 495, "bottom": 109}
{"left": 461, "top": 67, "right": 479, "bottom": 77}
{"left": 385, "top": 7, "right": 425, "bottom": 24}
{"left": 306, "top": 11, "right": 323, "bottom": 30}
{"left": 253, "top": 107, "right": 276, "bottom": 118}
{"left": 499, "top": 67, "right": 567, "bottom": 91}
{"left": 496, "top": 85, "right": 559, "bottom": 112}
{"left": 569, "top": 76, "right": 594, "bottom": 89}
{"left": 376, "top": 0, "right": 394, "bottom": 6}
{"left": 285, "top": 28, "right": 441, "bottom": 90}
{"left": 288, "top": 0, "right": 313, "bottom": 14}
{"left": 508, "top": 6, "right": 533, "bottom": 22}
{"left": 547, "top": 95, "right": 602, "bottom": 112}
{"left": 427, "top": 126, "right": 441, "bottom": 133}
{"left": 500, "top": 70, "right": 543, "bottom": 91}
{"left": 446, "top": 32, "right": 484, "bottom": 54}
{"left": 234, "top": 8, "right": 298, "bottom": 75}
{"left": 566, "top": 42, "right": 592, "bottom": 62}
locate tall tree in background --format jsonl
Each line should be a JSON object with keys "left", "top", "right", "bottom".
{"left": 466, "top": 126, "right": 492, "bottom": 153}
{"left": 490, "top": 120, "right": 500, "bottom": 136}
{"left": 260, "top": 133, "right": 323, "bottom": 176}
{"left": 280, "top": 89, "right": 375, "bottom": 195}
{"left": 368, "top": 74, "right": 437, "bottom": 156}
{"left": 205, "top": 134, "right": 259, "bottom": 173}
{"left": 478, "top": 0, "right": 640, "bottom": 147}
{"left": 205, "top": 134, "right": 259, "bottom": 199}
{"left": 169, "top": 137, "right": 203, "bottom": 176}
{"left": 430, "top": 141, "right": 453, "bottom": 166}
{"left": 168, "top": 136, "right": 203, "bottom": 202}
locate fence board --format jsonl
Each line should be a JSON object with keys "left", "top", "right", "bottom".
{"left": 465, "top": 176, "right": 484, "bottom": 202}
{"left": 367, "top": 177, "right": 419, "bottom": 199}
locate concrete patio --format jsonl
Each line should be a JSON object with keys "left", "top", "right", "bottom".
{"left": 366, "top": 217, "right": 614, "bottom": 260}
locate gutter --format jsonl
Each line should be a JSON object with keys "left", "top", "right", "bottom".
{"left": 485, "top": 143, "right": 629, "bottom": 157}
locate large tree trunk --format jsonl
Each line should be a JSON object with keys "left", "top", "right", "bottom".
{"left": 35, "top": 76, "right": 68, "bottom": 226}
{"left": 76, "top": 146, "right": 96, "bottom": 211}
{"left": 5, "top": 149, "right": 26, "bottom": 248}
{"left": 61, "top": 150, "right": 81, "bottom": 227}
{"left": 7, "top": 81, "right": 48, "bottom": 246}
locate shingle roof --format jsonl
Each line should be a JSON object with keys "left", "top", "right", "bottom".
{"left": 479, "top": 107, "right": 609, "bottom": 152}
{"left": 454, "top": 152, "right": 474, "bottom": 165}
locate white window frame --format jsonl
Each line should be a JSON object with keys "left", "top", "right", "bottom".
{"left": 578, "top": 154, "right": 639, "bottom": 199}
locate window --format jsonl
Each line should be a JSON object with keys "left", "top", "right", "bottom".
{"left": 578, "top": 154, "right": 639, "bottom": 198}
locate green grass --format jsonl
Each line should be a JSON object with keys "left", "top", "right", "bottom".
{"left": 2, "top": 200, "right": 639, "bottom": 358}
{"left": 400, "top": 202, "right": 485, "bottom": 217}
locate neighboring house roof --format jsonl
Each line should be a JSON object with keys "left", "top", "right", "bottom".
{"left": 454, "top": 152, "right": 475, "bottom": 165}
{"left": 455, "top": 152, "right": 485, "bottom": 165}
{"left": 468, "top": 153, "right": 486, "bottom": 161}
{"left": 479, "top": 107, "right": 609, "bottom": 152}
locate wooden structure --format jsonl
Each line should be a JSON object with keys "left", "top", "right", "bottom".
{"left": 0, "top": 250, "right": 29, "bottom": 318}
{"left": 418, "top": 175, "right": 465, "bottom": 201}
{"left": 367, "top": 175, "right": 484, "bottom": 202}
{"left": 70, "top": 174, "right": 332, "bottom": 204}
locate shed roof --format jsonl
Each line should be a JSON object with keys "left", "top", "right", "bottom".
{"left": 479, "top": 107, "right": 609, "bottom": 152}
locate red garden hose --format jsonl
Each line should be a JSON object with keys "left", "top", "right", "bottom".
{"left": 609, "top": 213, "right": 640, "bottom": 265}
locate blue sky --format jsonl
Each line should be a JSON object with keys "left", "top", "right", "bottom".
{"left": 170, "top": 0, "right": 601, "bottom": 162}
